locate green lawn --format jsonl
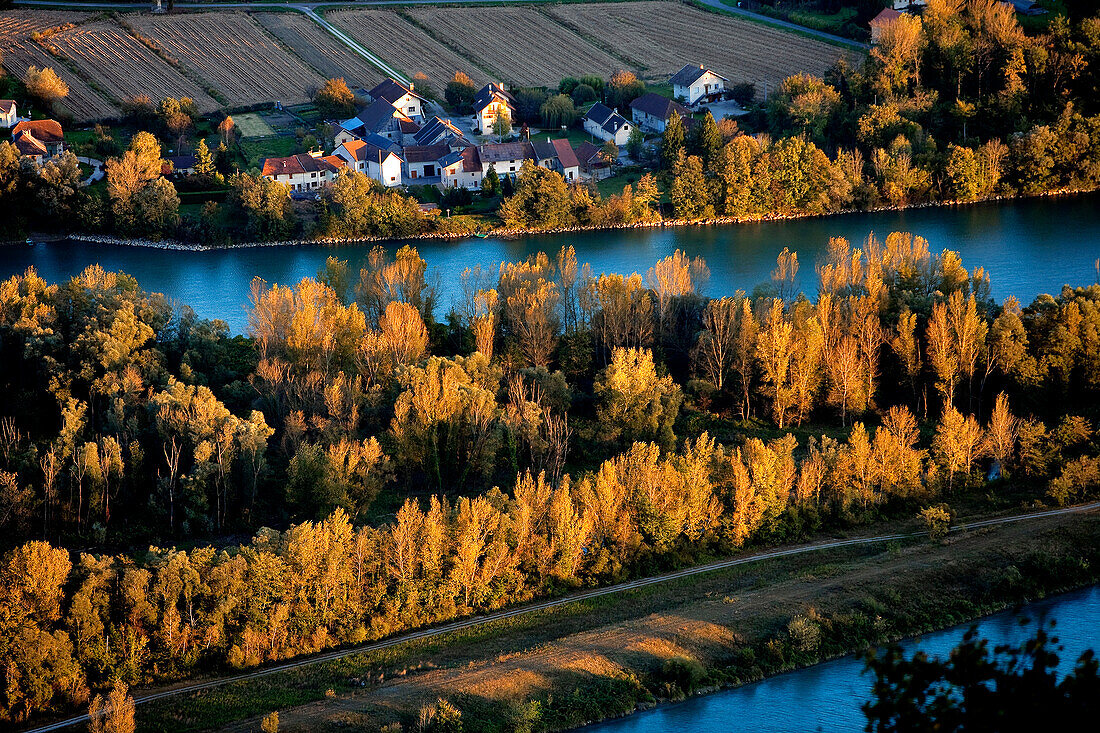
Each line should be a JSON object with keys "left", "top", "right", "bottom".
{"left": 240, "top": 136, "right": 300, "bottom": 169}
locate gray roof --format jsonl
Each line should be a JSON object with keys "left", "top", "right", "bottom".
{"left": 479, "top": 141, "right": 532, "bottom": 164}
{"left": 669, "top": 64, "right": 727, "bottom": 88}
{"left": 629, "top": 93, "right": 690, "bottom": 121}
{"left": 585, "top": 103, "right": 630, "bottom": 134}
{"left": 414, "top": 116, "right": 469, "bottom": 147}
{"left": 369, "top": 78, "right": 425, "bottom": 105}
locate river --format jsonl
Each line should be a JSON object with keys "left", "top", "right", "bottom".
{"left": 586, "top": 585, "right": 1100, "bottom": 733}
{"left": 2, "top": 194, "right": 1099, "bottom": 333}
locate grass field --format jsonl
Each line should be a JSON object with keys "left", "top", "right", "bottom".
{"left": 128, "top": 509, "right": 1100, "bottom": 732}
{"left": 233, "top": 112, "right": 276, "bottom": 138}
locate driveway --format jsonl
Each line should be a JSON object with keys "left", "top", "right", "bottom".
{"left": 76, "top": 155, "right": 104, "bottom": 186}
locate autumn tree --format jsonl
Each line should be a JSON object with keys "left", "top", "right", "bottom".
{"left": 22, "top": 66, "right": 68, "bottom": 112}
{"left": 594, "top": 347, "right": 682, "bottom": 448}
{"left": 88, "top": 681, "right": 135, "bottom": 733}
{"left": 315, "top": 78, "right": 356, "bottom": 119}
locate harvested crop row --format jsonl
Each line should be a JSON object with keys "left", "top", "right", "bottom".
{"left": 0, "top": 9, "right": 88, "bottom": 44}
{"left": 0, "top": 39, "right": 120, "bottom": 121}
{"left": 253, "top": 12, "right": 384, "bottom": 90}
{"left": 45, "top": 21, "right": 219, "bottom": 113}
{"left": 405, "top": 6, "right": 639, "bottom": 87}
{"left": 127, "top": 12, "right": 324, "bottom": 106}
{"left": 545, "top": 1, "right": 862, "bottom": 89}
{"left": 328, "top": 8, "right": 490, "bottom": 90}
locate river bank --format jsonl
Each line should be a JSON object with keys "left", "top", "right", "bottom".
{"left": 5, "top": 186, "right": 1095, "bottom": 253}
{"left": 125, "top": 507, "right": 1100, "bottom": 733}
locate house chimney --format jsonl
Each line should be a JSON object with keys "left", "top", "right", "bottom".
{"left": 699, "top": 63, "right": 704, "bottom": 69}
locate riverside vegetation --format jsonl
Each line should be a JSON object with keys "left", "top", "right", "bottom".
{"left": 3, "top": 231, "right": 1100, "bottom": 725}
{"left": 3, "top": 0, "right": 1100, "bottom": 244}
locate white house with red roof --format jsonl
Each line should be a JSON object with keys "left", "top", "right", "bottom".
{"left": 261, "top": 150, "right": 346, "bottom": 192}
{"left": 333, "top": 138, "right": 404, "bottom": 187}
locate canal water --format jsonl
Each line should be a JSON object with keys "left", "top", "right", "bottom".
{"left": 1, "top": 194, "right": 1098, "bottom": 333}
{"left": 585, "top": 584, "right": 1100, "bottom": 733}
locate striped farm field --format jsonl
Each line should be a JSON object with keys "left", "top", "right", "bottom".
{"left": 545, "top": 1, "right": 863, "bottom": 88}
{"left": 45, "top": 21, "right": 219, "bottom": 112}
{"left": 0, "top": 38, "right": 119, "bottom": 121}
{"left": 126, "top": 12, "right": 325, "bottom": 106}
{"left": 404, "top": 5, "right": 639, "bottom": 87}
{"left": 253, "top": 12, "right": 384, "bottom": 89}
{"left": 328, "top": 8, "right": 490, "bottom": 89}
{"left": 0, "top": 9, "right": 87, "bottom": 43}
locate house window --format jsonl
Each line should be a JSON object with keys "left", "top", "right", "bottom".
{"left": 390, "top": 176, "right": 396, "bottom": 182}
{"left": 408, "top": 106, "right": 416, "bottom": 114}
{"left": 509, "top": 165, "right": 515, "bottom": 172}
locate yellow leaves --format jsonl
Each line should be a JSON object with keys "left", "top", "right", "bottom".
{"left": 2, "top": 541, "right": 72, "bottom": 623}
{"left": 249, "top": 277, "right": 365, "bottom": 375}
{"left": 379, "top": 301, "right": 428, "bottom": 367}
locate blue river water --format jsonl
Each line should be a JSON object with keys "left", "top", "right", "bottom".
{"left": 586, "top": 585, "right": 1100, "bottom": 733}
{"left": 1, "top": 194, "right": 1098, "bottom": 333}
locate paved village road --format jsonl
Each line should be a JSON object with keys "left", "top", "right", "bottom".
{"left": 17, "top": 500, "right": 1100, "bottom": 733}
{"left": 11, "top": 0, "right": 867, "bottom": 50}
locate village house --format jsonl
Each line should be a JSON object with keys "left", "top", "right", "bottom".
{"left": 366, "top": 78, "right": 426, "bottom": 121}
{"left": 583, "top": 103, "right": 633, "bottom": 146}
{"left": 440, "top": 138, "right": 579, "bottom": 190}
{"left": 439, "top": 146, "right": 483, "bottom": 190}
{"left": 336, "top": 99, "right": 421, "bottom": 147}
{"left": 402, "top": 144, "right": 451, "bottom": 181}
{"left": 11, "top": 119, "right": 65, "bottom": 163}
{"left": 478, "top": 141, "right": 529, "bottom": 178}
{"left": 164, "top": 154, "right": 197, "bottom": 177}
{"left": 414, "top": 116, "right": 470, "bottom": 149}
{"left": 472, "top": 83, "right": 516, "bottom": 135}
{"left": 261, "top": 150, "right": 345, "bottom": 192}
{"left": 574, "top": 141, "right": 608, "bottom": 178}
{"left": 869, "top": 7, "right": 902, "bottom": 43}
{"left": 670, "top": 64, "right": 727, "bottom": 106}
{"left": 333, "top": 138, "right": 404, "bottom": 187}
{"left": 629, "top": 93, "right": 691, "bottom": 134}
{"left": 532, "top": 138, "right": 580, "bottom": 182}
{"left": 0, "top": 100, "right": 17, "bottom": 128}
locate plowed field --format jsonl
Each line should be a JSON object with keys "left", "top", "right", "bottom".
{"left": 254, "top": 11, "right": 383, "bottom": 90}
{"left": 127, "top": 12, "right": 324, "bottom": 106}
{"left": 545, "top": 1, "right": 863, "bottom": 89}
{"left": 0, "top": 38, "right": 119, "bottom": 121}
{"left": 46, "top": 21, "right": 219, "bottom": 112}
{"left": 328, "top": 8, "right": 490, "bottom": 90}
{"left": 404, "top": 6, "right": 639, "bottom": 87}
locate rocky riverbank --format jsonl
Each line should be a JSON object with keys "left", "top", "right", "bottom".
{"left": 7, "top": 186, "right": 1094, "bottom": 253}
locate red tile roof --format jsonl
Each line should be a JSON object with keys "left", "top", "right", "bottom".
{"left": 12, "top": 119, "right": 63, "bottom": 144}
{"left": 12, "top": 131, "right": 47, "bottom": 157}
{"left": 262, "top": 153, "right": 341, "bottom": 177}
{"left": 551, "top": 138, "right": 579, "bottom": 169}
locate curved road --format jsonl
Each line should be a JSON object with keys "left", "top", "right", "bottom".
{"left": 18, "top": 500, "right": 1100, "bottom": 733}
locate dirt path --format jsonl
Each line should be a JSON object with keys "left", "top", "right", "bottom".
{"left": 218, "top": 507, "right": 1100, "bottom": 732}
